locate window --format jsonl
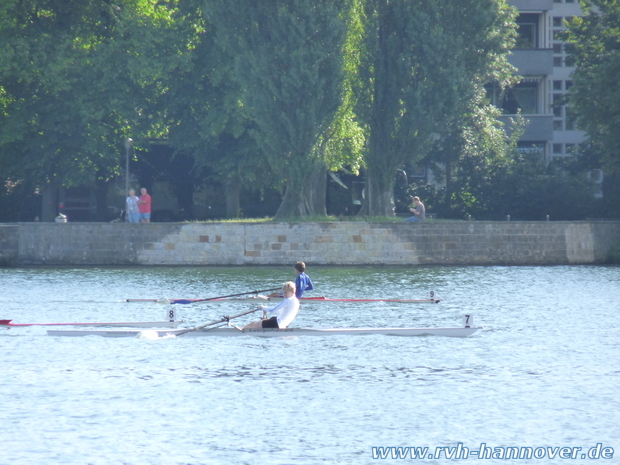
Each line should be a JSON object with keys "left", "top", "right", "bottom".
{"left": 553, "top": 17, "right": 564, "bottom": 28}
{"left": 553, "top": 106, "right": 563, "bottom": 117}
{"left": 553, "top": 80, "right": 563, "bottom": 91}
{"left": 517, "top": 142, "right": 546, "bottom": 159}
{"left": 486, "top": 81, "right": 540, "bottom": 115}
{"left": 516, "top": 14, "right": 539, "bottom": 48}
{"left": 554, "top": 120, "right": 563, "bottom": 130}
{"left": 501, "top": 82, "right": 538, "bottom": 114}
{"left": 553, "top": 43, "right": 563, "bottom": 53}
{"left": 553, "top": 143, "right": 563, "bottom": 154}
{"left": 565, "top": 109, "right": 577, "bottom": 130}
{"left": 554, "top": 56, "right": 563, "bottom": 67}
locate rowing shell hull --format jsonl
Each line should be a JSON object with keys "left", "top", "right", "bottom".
{"left": 46, "top": 326, "right": 480, "bottom": 338}
{"left": 127, "top": 297, "right": 442, "bottom": 304}
{"left": 2, "top": 321, "right": 181, "bottom": 328}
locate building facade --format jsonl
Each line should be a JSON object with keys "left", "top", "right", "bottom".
{"left": 492, "top": 0, "right": 600, "bottom": 193}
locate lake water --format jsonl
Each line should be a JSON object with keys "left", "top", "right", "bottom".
{"left": 1, "top": 265, "right": 619, "bottom": 465}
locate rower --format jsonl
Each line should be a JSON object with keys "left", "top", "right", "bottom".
{"left": 243, "top": 281, "right": 300, "bottom": 330}
{"left": 266, "top": 261, "right": 314, "bottom": 299}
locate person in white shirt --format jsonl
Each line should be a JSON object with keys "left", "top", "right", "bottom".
{"left": 243, "top": 281, "right": 299, "bottom": 329}
{"left": 126, "top": 189, "right": 140, "bottom": 223}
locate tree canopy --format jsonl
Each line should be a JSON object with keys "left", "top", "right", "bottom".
{"left": 353, "top": 0, "right": 517, "bottom": 216}
{"left": 0, "top": 0, "right": 608, "bottom": 221}
{"left": 205, "top": 0, "right": 351, "bottom": 218}
{"left": 564, "top": 0, "right": 620, "bottom": 174}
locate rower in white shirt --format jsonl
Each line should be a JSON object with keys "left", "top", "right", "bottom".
{"left": 243, "top": 281, "right": 299, "bottom": 329}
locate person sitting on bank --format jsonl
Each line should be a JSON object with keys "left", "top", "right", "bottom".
{"left": 243, "top": 281, "right": 299, "bottom": 330}
{"left": 405, "top": 196, "right": 425, "bottom": 223}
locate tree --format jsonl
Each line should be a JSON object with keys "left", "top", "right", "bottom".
{"left": 354, "top": 0, "right": 516, "bottom": 216}
{"left": 206, "top": 0, "right": 350, "bottom": 218}
{"left": 156, "top": 3, "right": 275, "bottom": 218}
{"left": 564, "top": 0, "right": 620, "bottom": 174}
{"left": 424, "top": 98, "right": 524, "bottom": 219}
{"left": 0, "top": 0, "right": 196, "bottom": 220}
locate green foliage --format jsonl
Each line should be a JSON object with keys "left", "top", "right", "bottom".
{"left": 394, "top": 181, "right": 440, "bottom": 214}
{"left": 0, "top": 178, "right": 41, "bottom": 221}
{"left": 0, "top": 0, "right": 195, "bottom": 189}
{"left": 608, "top": 243, "right": 620, "bottom": 264}
{"left": 437, "top": 151, "right": 596, "bottom": 220}
{"left": 354, "top": 0, "right": 517, "bottom": 216}
{"left": 1, "top": 0, "right": 610, "bottom": 223}
{"left": 205, "top": 0, "right": 350, "bottom": 218}
{"left": 564, "top": 0, "right": 620, "bottom": 174}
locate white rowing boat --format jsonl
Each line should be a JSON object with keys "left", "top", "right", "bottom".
{"left": 127, "top": 291, "right": 443, "bottom": 305}
{"left": 47, "top": 315, "right": 480, "bottom": 338}
{"left": 2, "top": 308, "right": 182, "bottom": 328}
{"left": 3, "top": 320, "right": 182, "bottom": 328}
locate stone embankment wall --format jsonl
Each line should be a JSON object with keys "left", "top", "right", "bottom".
{"left": 1, "top": 221, "right": 619, "bottom": 267}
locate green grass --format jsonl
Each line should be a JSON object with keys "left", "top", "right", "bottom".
{"left": 183, "top": 215, "right": 446, "bottom": 223}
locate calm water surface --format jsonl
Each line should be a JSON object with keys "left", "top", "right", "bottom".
{"left": 1, "top": 265, "right": 619, "bottom": 465}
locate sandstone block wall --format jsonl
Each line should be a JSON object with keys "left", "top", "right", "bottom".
{"left": 1, "top": 221, "right": 618, "bottom": 266}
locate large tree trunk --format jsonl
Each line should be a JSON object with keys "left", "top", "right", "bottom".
{"left": 357, "top": 169, "right": 396, "bottom": 217}
{"left": 94, "top": 178, "right": 109, "bottom": 221}
{"left": 275, "top": 165, "right": 327, "bottom": 219}
{"left": 40, "top": 183, "right": 57, "bottom": 222}
{"left": 225, "top": 177, "right": 241, "bottom": 218}
{"left": 444, "top": 158, "right": 453, "bottom": 213}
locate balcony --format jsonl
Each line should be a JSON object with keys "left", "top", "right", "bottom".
{"left": 508, "top": 0, "right": 553, "bottom": 11}
{"left": 498, "top": 114, "right": 554, "bottom": 141}
{"left": 509, "top": 49, "right": 554, "bottom": 76}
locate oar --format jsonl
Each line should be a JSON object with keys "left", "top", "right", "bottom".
{"left": 169, "top": 287, "right": 281, "bottom": 305}
{"left": 174, "top": 307, "right": 263, "bottom": 337}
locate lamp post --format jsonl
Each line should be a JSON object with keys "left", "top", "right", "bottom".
{"left": 124, "top": 138, "right": 133, "bottom": 196}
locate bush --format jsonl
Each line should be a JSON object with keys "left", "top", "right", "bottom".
{"left": 608, "top": 243, "right": 620, "bottom": 264}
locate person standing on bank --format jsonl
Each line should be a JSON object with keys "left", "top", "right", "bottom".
{"left": 138, "top": 187, "right": 152, "bottom": 223}
{"left": 243, "top": 281, "right": 300, "bottom": 329}
{"left": 405, "top": 196, "right": 425, "bottom": 223}
{"left": 126, "top": 189, "right": 140, "bottom": 223}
